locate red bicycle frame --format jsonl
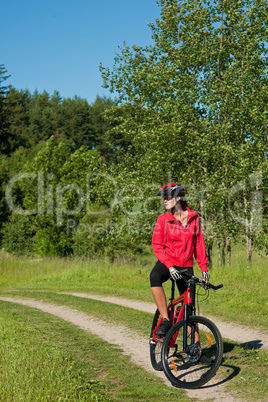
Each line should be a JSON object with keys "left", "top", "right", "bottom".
{"left": 152, "top": 279, "right": 196, "bottom": 348}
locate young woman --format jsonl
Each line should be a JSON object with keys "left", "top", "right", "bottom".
{"left": 150, "top": 183, "right": 209, "bottom": 336}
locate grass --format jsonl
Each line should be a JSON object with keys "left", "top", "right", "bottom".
{"left": 197, "top": 261, "right": 268, "bottom": 330}
{"left": 0, "top": 300, "right": 186, "bottom": 401}
{"left": 1, "top": 290, "right": 267, "bottom": 401}
{"left": 222, "top": 342, "right": 268, "bottom": 400}
{"left": 0, "top": 248, "right": 268, "bottom": 400}
{"left": 0, "top": 246, "right": 267, "bottom": 331}
{"left": 1, "top": 290, "right": 153, "bottom": 339}
{"left": 0, "top": 301, "right": 109, "bottom": 401}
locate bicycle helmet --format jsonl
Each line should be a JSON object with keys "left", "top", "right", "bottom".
{"left": 156, "top": 183, "right": 185, "bottom": 198}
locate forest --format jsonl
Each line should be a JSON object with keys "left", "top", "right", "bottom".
{"left": 0, "top": 0, "right": 267, "bottom": 266}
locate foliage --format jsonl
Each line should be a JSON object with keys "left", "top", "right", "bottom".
{"left": 1, "top": 214, "right": 35, "bottom": 255}
{"left": 0, "top": 64, "right": 11, "bottom": 154}
{"left": 72, "top": 204, "right": 116, "bottom": 260}
{"left": 1, "top": 135, "right": 137, "bottom": 258}
{"left": 100, "top": 0, "right": 268, "bottom": 262}
{"left": 1, "top": 0, "right": 268, "bottom": 262}
{"left": 1, "top": 83, "right": 116, "bottom": 156}
{"left": 35, "top": 226, "right": 73, "bottom": 257}
{"left": 0, "top": 158, "right": 10, "bottom": 242}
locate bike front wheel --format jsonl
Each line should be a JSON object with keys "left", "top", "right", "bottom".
{"left": 161, "top": 316, "right": 223, "bottom": 389}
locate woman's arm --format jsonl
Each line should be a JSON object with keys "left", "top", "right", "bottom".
{"left": 152, "top": 217, "right": 174, "bottom": 268}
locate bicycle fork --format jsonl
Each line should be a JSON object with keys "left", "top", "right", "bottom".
{"left": 183, "top": 304, "right": 189, "bottom": 351}
{"left": 183, "top": 286, "right": 196, "bottom": 352}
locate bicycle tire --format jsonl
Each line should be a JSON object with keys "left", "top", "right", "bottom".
{"left": 149, "top": 309, "right": 163, "bottom": 371}
{"left": 161, "top": 316, "right": 223, "bottom": 389}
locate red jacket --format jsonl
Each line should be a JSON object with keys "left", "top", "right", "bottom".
{"left": 152, "top": 208, "right": 208, "bottom": 273}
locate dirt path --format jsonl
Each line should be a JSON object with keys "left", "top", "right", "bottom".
{"left": 63, "top": 292, "right": 268, "bottom": 351}
{"left": 0, "top": 296, "right": 240, "bottom": 401}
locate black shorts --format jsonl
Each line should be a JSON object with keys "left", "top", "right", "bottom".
{"left": 150, "top": 260, "right": 194, "bottom": 295}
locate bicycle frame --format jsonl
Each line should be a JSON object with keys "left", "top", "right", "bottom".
{"left": 152, "top": 278, "right": 196, "bottom": 349}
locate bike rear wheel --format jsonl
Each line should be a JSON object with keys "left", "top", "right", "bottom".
{"left": 161, "top": 316, "right": 223, "bottom": 389}
{"left": 150, "top": 309, "right": 163, "bottom": 371}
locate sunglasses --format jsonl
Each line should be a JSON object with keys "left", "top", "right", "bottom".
{"left": 163, "top": 195, "right": 174, "bottom": 201}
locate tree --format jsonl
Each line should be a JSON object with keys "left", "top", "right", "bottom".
{"left": 0, "top": 64, "right": 10, "bottom": 96}
{"left": 201, "top": 0, "right": 268, "bottom": 262}
{"left": 0, "top": 156, "right": 10, "bottom": 244}
{"left": 26, "top": 90, "right": 56, "bottom": 145}
{"left": 0, "top": 64, "right": 11, "bottom": 154}
{"left": 1, "top": 213, "right": 36, "bottom": 255}
{"left": 60, "top": 96, "right": 93, "bottom": 149}
{"left": 4, "top": 87, "right": 31, "bottom": 149}
{"left": 89, "top": 96, "right": 117, "bottom": 163}
{"left": 100, "top": 0, "right": 268, "bottom": 263}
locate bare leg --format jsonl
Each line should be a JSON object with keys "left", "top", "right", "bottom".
{"left": 151, "top": 286, "right": 169, "bottom": 320}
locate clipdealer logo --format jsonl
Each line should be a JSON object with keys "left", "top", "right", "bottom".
{"left": 5, "top": 172, "right": 117, "bottom": 226}
{"left": 4, "top": 170, "right": 263, "bottom": 233}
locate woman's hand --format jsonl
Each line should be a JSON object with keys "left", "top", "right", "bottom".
{"left": 169, "top": 267, "right": 182, "bottom": 281}
{"left": 202, "top": 271, "right": 210, "bottom": 282}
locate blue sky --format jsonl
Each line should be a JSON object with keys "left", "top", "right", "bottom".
{"left": 1, "top": 0, "right": 161, "bottom": 104}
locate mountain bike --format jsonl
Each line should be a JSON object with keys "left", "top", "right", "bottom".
{"left": 149, "top": 269, "right": 223, "bottom": 389}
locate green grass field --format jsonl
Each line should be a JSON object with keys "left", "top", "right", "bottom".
{"left": 0, "top": 299, "right": 186, "bottom": 401}
{"left": 0, "top": 248, "right": 267, "bottom": 400}
{"left": 0, "top": 246, "right": 267, "bottom": 331}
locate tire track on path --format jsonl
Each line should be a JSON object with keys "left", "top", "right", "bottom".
{"left": 62, "top": 292, "right": 268, "bottom": 351}
{"left": 0, "top": 296, "right": 239, "bottom": 401}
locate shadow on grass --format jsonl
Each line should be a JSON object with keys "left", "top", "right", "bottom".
{"left": 200, "top": 337, "right": 266, "bottom": 390}
{"left": 198, "top": 341, "right": 241, "bottom": 389}
{"left": 240, "top": 339, "right": 264, "bottom": 350}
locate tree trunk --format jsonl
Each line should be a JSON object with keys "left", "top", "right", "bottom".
{"left": 244, "top": 193, "right": 252, "bottom": 263}
{"left": 206, "top": 241, "right": 213, "bottom": 269}
{"left": 226, "top": 236, "right": 231, "bottom": 265}
{"left": 221, "top": 239, "right": 226, "bottom": 266}
{"left": 216, "top": 239, "right": 221, "bottom": 266}
{"left": 216, "top": 238, "right": 226, "bottom": 266}
{"left": 246, "top": 229, "right": 253, "bottom": 263}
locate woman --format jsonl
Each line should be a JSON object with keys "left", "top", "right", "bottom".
{"left": 150, "top": 183, "right": 209, "bottom": 336}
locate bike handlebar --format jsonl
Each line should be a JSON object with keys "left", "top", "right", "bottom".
{"left": 175, "top": 268, "right": 223, "bottom": 291}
